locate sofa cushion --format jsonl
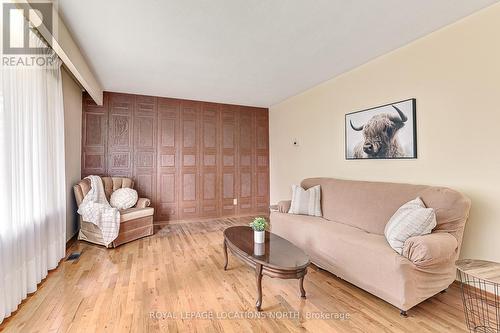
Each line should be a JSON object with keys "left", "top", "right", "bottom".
{"left": 384, "top": 197, "right": 437, "bottom": 255}
{"left": 288, "top": 185, "right": 322, "bottom": 216}
{"left": 120, "top": 207, "right": 154, "bottom": 222}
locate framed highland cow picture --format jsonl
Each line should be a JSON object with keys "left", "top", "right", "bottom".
{"left": 345, "top": 98, "right": 417, "bottom": 159}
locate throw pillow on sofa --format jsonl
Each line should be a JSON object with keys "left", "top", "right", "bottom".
{"left": 110, "top": 188, "right": 138, "bottom": 210}
{"left": 384, "top": 197, "right": 437, "bottom": 255}
{"left": 288, "top": 185, "right": 322, "bottom": 217}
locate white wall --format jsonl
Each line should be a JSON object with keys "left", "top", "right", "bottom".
{"left": 270, "top": 3, "right": 500, "bottom": 262}
{"left": 62, "top": 67, "right": 82, "bottom": 241}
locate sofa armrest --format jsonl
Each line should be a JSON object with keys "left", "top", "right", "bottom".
{"left": 402, "top": 233, "right": 458, "bottom": 267}
{"left": 277, "top": 200, "right": 291, "bottom": 213}
{"left": 135, "top": 198, "right": 151, "bottom": 208}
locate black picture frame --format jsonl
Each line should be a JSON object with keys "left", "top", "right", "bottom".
{"left": 345, "top": 98, "right": 417, "bottom": 160}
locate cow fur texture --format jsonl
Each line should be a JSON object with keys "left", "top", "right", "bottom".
{"left": 351, "top": 105, "right": 408, "bottom": 159}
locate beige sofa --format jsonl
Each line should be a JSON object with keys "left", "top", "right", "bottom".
{"left": 271, "top": 177, "right": 471, "bottom": 313}
{"left": 74, "top": 176, "right": 154, "bottom": 248}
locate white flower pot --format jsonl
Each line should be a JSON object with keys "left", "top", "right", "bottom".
{"left": 254, "top": 230, "right": 265, "bottom": 244}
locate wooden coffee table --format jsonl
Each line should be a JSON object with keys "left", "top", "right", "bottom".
{"left": 223, "top": 226, "right": 310, "bottom": 311}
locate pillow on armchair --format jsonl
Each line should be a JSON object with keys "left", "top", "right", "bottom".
{"left": 110, "top": 188, "right": 138, "bottom": 210}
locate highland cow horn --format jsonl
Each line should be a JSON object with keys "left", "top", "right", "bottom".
{"left": 350, "top": 120, "right": 364, "bottom": 131}
{"left": 391, "top": 105, "right": 408, "bottom": 123}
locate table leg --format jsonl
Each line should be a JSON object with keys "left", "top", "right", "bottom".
{"left": 256, "top": 263, "right": 263, "bottom": 311}
{"left": 223, "top": 240, "right": 228, "bottom": 271}
{"left": 299, "top": 270, "right": 307, "bottom": 298}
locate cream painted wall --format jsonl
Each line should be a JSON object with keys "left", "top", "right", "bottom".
{"left": 62, "top": 67, "right": 82, "bottom": 241}
{"left": 270, "top": 3, "right": 500, "bottom": 262}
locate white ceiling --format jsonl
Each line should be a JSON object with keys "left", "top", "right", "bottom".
{"left": 58, "top": 0, "right": 498, "bottom": 107}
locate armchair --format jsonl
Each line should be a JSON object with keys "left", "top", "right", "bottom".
{"left": 73, "top": 176, "right": 154, "bottom": 247}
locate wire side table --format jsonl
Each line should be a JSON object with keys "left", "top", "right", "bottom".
{"left": 456, "top": 259, "right": 500, "bottom": 333}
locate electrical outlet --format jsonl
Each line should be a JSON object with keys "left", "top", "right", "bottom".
{"left": 233, "top": 198, "right": 238, "bottom": 205}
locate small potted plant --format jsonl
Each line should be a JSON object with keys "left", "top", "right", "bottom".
{"left": 250, "top": 217, "right": 268, "bottom": 243}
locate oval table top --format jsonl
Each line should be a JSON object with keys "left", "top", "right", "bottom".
{"left": 223, "top": 226, "right": 310, "bottom": 271}
{"left": 456, "top": 259, "right": 500, "bottom": 284}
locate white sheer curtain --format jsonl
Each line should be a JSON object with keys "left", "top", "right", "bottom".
{"left": 0, "top": 30, "right": 66, "bottom": 323}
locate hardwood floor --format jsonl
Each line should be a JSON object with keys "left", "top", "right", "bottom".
{"left": 0, "top": 216, "right": 468, "bottom": 333}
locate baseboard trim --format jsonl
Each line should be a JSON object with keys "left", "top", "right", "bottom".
{"left": 153, "top": 214, "right": 268, "bottom": 226}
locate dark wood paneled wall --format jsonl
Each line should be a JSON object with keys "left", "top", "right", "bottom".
{"left": 81, "top": 92, "right": 269, "bottom": 221}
